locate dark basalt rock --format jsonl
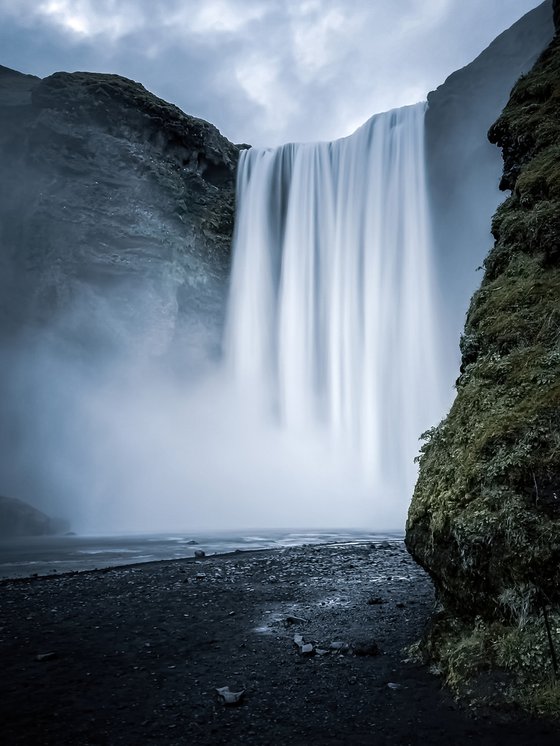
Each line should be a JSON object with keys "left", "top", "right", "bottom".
{"left": 406, "top": 10, "right": 560, "bottom": 712}
{"left": 425, "top": 1, "right": 554, "bottom": 358}
{"left": 0, "top": 494, "right": 69, "bottom": 537}
{"left": 0, "top": 66, "right": 241, "bottom": 531}
{"left": 0, "top": 66, "right": 240, "bottom": 358}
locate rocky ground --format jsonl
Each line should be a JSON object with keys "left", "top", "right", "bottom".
{"left": 0, "top": 542, "right": 558, "bottom": 745}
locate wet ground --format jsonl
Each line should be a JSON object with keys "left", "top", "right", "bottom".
{"left": 0, "top": 530, "right": 401, "bottom": 578}
{"left": 1, "top": 542, "right": 558, "bottom": 745}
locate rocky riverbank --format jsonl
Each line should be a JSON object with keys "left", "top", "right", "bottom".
{"left": 1, "top": 542, "right": 558, "bottom": 745}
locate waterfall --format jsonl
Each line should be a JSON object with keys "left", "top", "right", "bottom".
{"left": 224, "top": 102, "right": 445, "bottom": 507}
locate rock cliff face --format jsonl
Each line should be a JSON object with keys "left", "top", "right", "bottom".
{"left": 425, "top": 1, "right": 554, "bottom": 360}
{"left": 0, "top": 495, "right": 68, "bottom": 537}
{"left": 407, "top": 4, "right": 560, "bottom": 713}
{"left": 0, "top": 66, "right": 240, "bottom": 524}
{"left": 0, "top": 66, "right": 239, "bottom": 359}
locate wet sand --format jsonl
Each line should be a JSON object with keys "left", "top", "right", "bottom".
{"left": 1, "top": 542, "right": 558, "bottom": 745}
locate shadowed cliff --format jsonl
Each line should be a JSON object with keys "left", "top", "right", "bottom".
{"left": 0, "top": 68, "right": 240, "bottom": 527}
{"left": 425, "top": 0, "right": 554, "bottom": 366}
{"left": 0, "top": 66, "right": 239, "bottom": 357}
{"left": 407, "top": 2, "right": 560, "bottom": 714}
{"left": 0, "top": 495, "right": 69, "bottom": 537}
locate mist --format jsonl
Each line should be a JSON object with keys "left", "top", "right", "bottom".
{"left": 0, "top": 312, "right": 394, "bottom": 534}
{"left": 0, "top": 102, "right": 442, "bottom": 536}
{"left": 0, "top": 2, "right": 553, "bottom": 537}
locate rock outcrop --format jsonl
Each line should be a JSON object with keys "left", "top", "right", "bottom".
{"left": 0, "top": 494, "right": 69, "bottom": 537}
{"left": 407, "top": 3, "right": 560, "bottom": 713}
{"left": 0, "top": 66, "right": 240, "bottom": 531}
{"left": 425, "top": 0, "right": 554, "bottom": 361}
{"left": 0, "top": 66, "right": 239, "bottom": 358}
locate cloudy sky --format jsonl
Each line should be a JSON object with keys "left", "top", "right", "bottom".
{"left": 0, "top": 0, "right": 546, "bottom": 146}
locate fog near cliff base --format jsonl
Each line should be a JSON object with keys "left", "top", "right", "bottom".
{"left": 0, "top": 105, "right": 451, "bottom": 536}
{"left": 0, "top": 329, "right": 385, "bottom": 534}
{"left": 0, "top": 3, "right": 553, "bottom": 535}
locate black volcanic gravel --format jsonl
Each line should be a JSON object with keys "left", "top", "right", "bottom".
{"left": 0, "top": 542, "right": 558, "bottom": 745}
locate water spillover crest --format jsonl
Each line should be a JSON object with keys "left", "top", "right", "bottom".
{"left": 225, "top": 102, "right": 445, "bottom": 504}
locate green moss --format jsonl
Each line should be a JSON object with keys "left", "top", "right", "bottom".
{"left": 426, "top": 611, "right": 560, "bottom": 713}
{"left": 516, "top": 147, "right": 560, "bottom": 202}
{"left": 441, "top": 624, "right": 493, "bottom": 691}
{"left": 406, "top": 30, "right": 560, "bottom": 717}
{"left": 490, "top": 40, "right": 560, "bottom": 169}
{"left": 525, "top": 680, "right": 560, "bottom": 716}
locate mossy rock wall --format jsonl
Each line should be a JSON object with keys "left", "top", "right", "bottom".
{"left": 406, "top": 5, "right": 560, "bottom": 710}
{"left": 407, "top": 7, "right": 560, "bottom": 621}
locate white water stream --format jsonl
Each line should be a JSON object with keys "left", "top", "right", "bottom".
{"left": 225, "top": 103, "right": 446, "bottom": 507}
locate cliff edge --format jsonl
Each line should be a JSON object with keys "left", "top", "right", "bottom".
{"left": 0, "top": 67, "right": 240, "bottom": 526}
{"left": 0, "top": 67, "right": 239, "bottom": 357}
{"left": 407, "top": 3, "right": 560, "bottom": 714}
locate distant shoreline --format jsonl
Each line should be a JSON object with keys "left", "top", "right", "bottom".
{"left": 0, "top": 530, "right": 404, "bottom": 580}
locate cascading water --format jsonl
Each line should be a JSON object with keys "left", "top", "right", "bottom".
{"left": 225, "top": 102, "right": 446, "bottom": 511}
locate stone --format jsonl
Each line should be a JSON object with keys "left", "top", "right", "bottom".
{"left": 329, "top": 641, "right": 349, "bottom": 652}
{"left": 216, "top": 686, "right": 245, "bottom": 706}
{"left": 298, "top": 643, "right": 314, "bottom": 656}
{"left": 293, "top": 634, "right": 314, "bottom": 655}
{"left": 352, "top": 642, "right": 381, "bottom": 657}
{"left": 284, "top": 615, "right": 307, "bottom": 626}
{"left": 36, "top": 652, "right": 57, "bottom": 662}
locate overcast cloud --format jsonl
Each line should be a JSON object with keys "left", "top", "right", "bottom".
{"left": 0, "top": 0, "right": 546, "bottom": 145}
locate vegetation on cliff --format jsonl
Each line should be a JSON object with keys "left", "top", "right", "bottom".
{"left": 406, "top": 13, "right": 560, "bottom": 714}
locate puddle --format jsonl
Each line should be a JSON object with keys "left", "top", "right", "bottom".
{"left": 253, "top": 625, "right": 274, "bottom": 634}
{"left": 317, "top": 596, "right": 351, "bottom": 608}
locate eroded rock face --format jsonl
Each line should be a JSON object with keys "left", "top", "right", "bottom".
{"left": 406, "top": 6, "right": 560, "bottom": 711}
{"left": 0, "top": 495, "right": 68, "bottom": 537}
{"left": 0, "top": 66, "right": 240, "bottom": 528}
{"left": 0, "top": 66, "right": 239, "bottom": 360}
{"left": 425, "top": 0, "right": 554, "bottom": 361}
